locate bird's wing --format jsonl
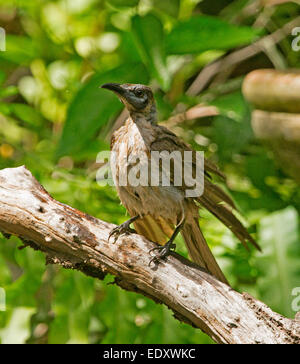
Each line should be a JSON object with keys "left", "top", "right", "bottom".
{"left": 133, "top": 215, "right": 174, "bottom": 245}
{"left": 156, "top": 125, "right": 225, "bottom": 179}
{"left": 151, "top": 124, "right": 260, "bottom": 251}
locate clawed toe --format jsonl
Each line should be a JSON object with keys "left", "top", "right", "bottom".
{"left": 149, "top": 246, "right": 162, "bottom": 254}
{"left": 148, "top": 242, "right": 176, "bottom": 266}
{"left": 108, "top": 223, "right": 134, "bottom": 243}
{"left": 148, "top": 255, "right": 159, "bottom": 266}
{"left": 108, "top": 228, "right": 119, "bottom": 243}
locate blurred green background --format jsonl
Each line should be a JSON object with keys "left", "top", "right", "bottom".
{"left": 0, "top": 0, "right": 300, "bottom": 344}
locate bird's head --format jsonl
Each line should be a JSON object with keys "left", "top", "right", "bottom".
{"left": 101, "top": 83, "right": 156, "bottom": 122}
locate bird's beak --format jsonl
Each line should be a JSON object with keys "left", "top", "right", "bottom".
{"left": 101, "top": 83, "right": 126, "bottom": 97}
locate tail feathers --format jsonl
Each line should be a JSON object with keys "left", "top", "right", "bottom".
{"left": 134, "top": 215, "right": 173, "bottom": 245}
{"left": 181, "top": 218, "right": 229, "bottom": 285}
{"left": 133, "top": 214, "right": 229, "bottom": 284}
{"left": 204, "top": 179, "right": 236, "bottom": 210}
{"left": 199, "top": 195, "right": 261, "bottom": 251}
{"left": 205, "top": 158, "right": 226, "bottom": 180}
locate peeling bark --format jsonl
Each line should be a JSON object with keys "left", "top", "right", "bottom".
{"left": 0, "top": 166, "right": 299, "bottom": 344}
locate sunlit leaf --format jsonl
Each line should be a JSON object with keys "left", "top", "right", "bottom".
{"left": 0, "top": 35, "right": 40, "bottom": 65}
{"left": 9, "top": 104, "right": 44, "bottom": 127}
{"left": 131, "top": 14, "right": 171, "bottom": 90}
{"left": 166, "top": 16, "right": 261, "bottom": 54}
{"left": 107, "top": 0, "right": 139, "bottom": 7}
{"left": 153, "top": 0, "right": 180, "bottom": 18}
{"left": 0, "top": 85, "right": 18, "bottom": 98}
{"left": 56, "top": 63, "right": 148, "bottom": 158}
{"left": 256, "top": 207, "right": 300, "bottom": 318}
{"left": 0, "top": 307, "right": 35, "bottom": 344}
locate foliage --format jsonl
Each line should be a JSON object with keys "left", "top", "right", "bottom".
{"left": 0, "top": 0, "right": 299, "bottom": 344}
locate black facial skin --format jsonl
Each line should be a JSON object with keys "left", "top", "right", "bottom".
{"left": 129, "top": 87, "right": 149, "bottom": 110}
{"left": 101, "top": 83, "right": 149, "bottom": 110}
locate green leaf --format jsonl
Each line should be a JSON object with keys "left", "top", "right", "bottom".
{"left": 166, "top": 15, "right": 261, "bottom": 54}
{"left": 0, "top": 85, "right": 19, "bottom": 98}
{"left": 153, "top": 0, "right": 180, "bottom": 18}
{"left": 9, "top": 103, "right": 44, "bottom": 126}
{"left": 56, "top": 63, "right": 148, "bottom": 158}
{"left": 212, "top": 113, "right": 253, "bottom": 162}
{"left": 0, "top": 71, "right": 6, "bottom": 86}
{"left": 107, "top": 0, "right": 139, "bottom": 7}
{"left": 209, "top": 91, "right": 247, "bottom": 121}
{"left": 245, "top": 155, "right": 277, "bottom": 190}
{"left": 0, "top": 35, "right": 39, "bottom": 65}
{"left": 211, "top": 92, "right": 253, "bottom": 162}
{"left": 131, "top": 14, "right": 171, "bottom": 90}
{"left": 119, "top": 33, "right": 143, "bottom": 63}
{"left": 0, "top": 307, "right": 35, "bottom": 344}
{"left": 0, "top": 102, "right": 10, "bottom": 115}
{"left": 256, "top": 207, "right": 300, "bottom": 318}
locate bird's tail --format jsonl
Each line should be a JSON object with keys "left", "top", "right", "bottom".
{"left": 181, "top": 217, "right": 229, "bottom": 285}
{"left": 133, "top": 215, "right": 173, "bottom": 245}
{"left": 133, "top": 214, "right": 229, "bottom": 285}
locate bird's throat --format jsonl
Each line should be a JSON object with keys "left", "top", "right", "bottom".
{"left": 130, "top": 103, "right": 157, "bottom": 124}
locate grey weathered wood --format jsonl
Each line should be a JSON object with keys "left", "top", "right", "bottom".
{"left": 243, "top": 70, "right": 300, "bottom": 114}
{"left": 251, "top": 111, "right": 300, "bottom": 184}
{"left": 243, "top": 69, "right": 300, "bottom": 184}
{"left": 0, "top": 166, "right": 299, "bottom": 344}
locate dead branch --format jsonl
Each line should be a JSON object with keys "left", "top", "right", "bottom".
{"left": 109, "top": 105, "right": 219, "bottom": 139}
{"left": 243, "top": 69, "right": 300, "bottom": 113}
{"left": 160, "top": 105, "right": 219, "bottom": 128}
{"left": 0, "top": 166, "right": 299, "bottom": 344}
{"left": 187, "top": 16, "right": 300, "bottom": 96}
{"left": 251, "top": 110, "right": 300, "bottom": 183}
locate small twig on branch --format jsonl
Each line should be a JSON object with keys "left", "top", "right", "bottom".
{"left": 109, "top": 104, "right": 219, "bottom": 137}
{"left": 160, "top": 105, "right": 219, "bottom": 128}
{"left": 187, "top": 16, "right": 300, "bottom": 96}
{"left": 0, "top": 166, "right": 299, "bottom": 344}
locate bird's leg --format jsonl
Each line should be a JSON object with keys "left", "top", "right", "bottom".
{"left": 149, "top": 214, "right": 185, "bottom": 266}
{"left": 108, "top": 215, "right": 140, "bottom": 243}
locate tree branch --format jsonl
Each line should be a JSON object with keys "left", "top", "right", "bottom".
{"left": 187, "top": 16, "right": 300, "bottom": 96}
{"left": 0, "top": 166, "right": 299, "bottom": 344}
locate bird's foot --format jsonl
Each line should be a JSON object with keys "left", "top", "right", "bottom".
{"left": 108, "top": 221, "right": 135, "bottom": 243}
{"left": 148, "top": 240, "right": 176, "bottom": 266}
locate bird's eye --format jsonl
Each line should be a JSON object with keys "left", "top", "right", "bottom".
{"left": 135, "top": 89, "right": 144, "bottom": 97}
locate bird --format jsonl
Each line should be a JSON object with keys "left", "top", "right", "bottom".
{"left": 101, "top": 82, "right": 260, "bottom": 285}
